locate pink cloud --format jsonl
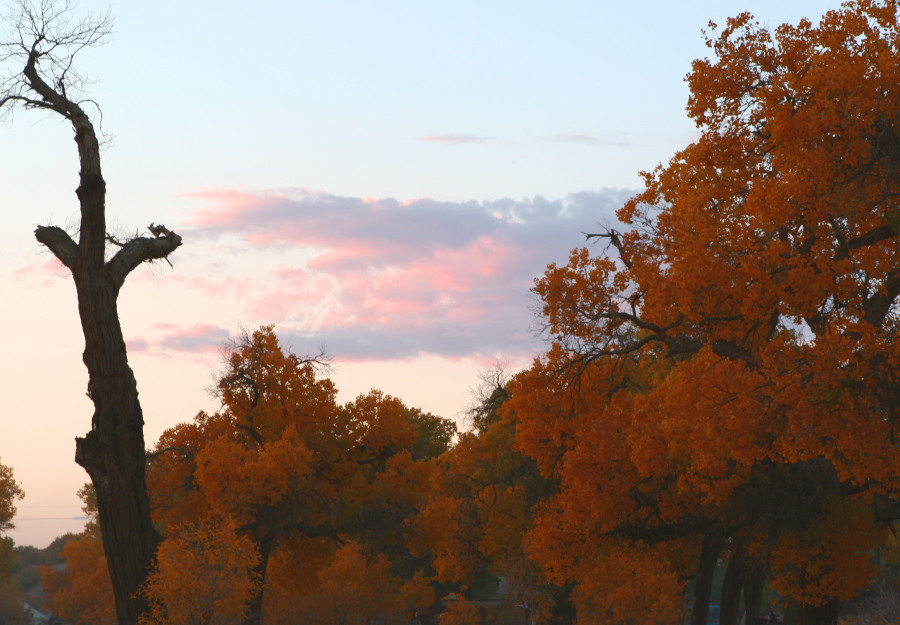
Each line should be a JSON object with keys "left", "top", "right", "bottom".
{"left": 159, "top": 274, "right": 258, "bottom": 303}
{"left": 13, "top": 258, "right": 71, "bottom": 286}
{"left": 126, "top": 337, "right": 149, "bottom": 352}
{"left": 159, "top": 325, "right": 230, "bottom": 353}
{"left": 181, "top": 188, "right": 634, "bottom": 361}
{"left": 128, "top": 324, "right": 231, "bottom": 357}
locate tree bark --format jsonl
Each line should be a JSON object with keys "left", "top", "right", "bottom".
{"left": 719, "top": 555, "right": 746, "bottom": 625}
{"left": 692, "top": 527, "right": 724, "bottom": 625}
{"left": 243, "top": 534, "right": 274, "bottom": 625}
{"left": 742, "top": 563, "right": 764, "bottom": 625}
{"left": 31, "top": 90, "right": 180, "bottom": 625}
{"left": 72, "top": 278, "right": 158, "bottom": 625}
{"left": 7, "top": 7, "right": 181, "bottom": 624}
{"left": 796, "top": 600, "right": 839, "bottom": 625}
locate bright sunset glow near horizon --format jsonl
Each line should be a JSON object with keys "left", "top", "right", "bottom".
{"left": 1, "top": 0, "right": 839, "bottom": 548}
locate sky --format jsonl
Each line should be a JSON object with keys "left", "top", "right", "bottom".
{"left": 0, "top": 0, "right": 841, "bottom": 548}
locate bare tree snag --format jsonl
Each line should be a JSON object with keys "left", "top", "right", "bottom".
{"left": 2, "top": 3, "right": 181, "bottom": 624}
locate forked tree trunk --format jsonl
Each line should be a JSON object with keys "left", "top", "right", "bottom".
{"left": 6, "top": 6, "right": 182, "bottom": 623}
{"left": 29, "top": 78, "right": 181, "bottom": 625}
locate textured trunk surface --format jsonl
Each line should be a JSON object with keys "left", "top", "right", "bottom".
{"left": 242, "top": 534, "right": 274, "bottom": 625}
{"left": 742, "top": 564, "right": 764, "bottom": 625}
{"left": 796, "top": 601, "right": 839, "bottom": 625}
{"left": 20, "top": 16, "right": 181, "bottom": 625}
{"left": 71, "top": 174, "right": 157, "bottom": 625}
{"left": 719, "top": 555, "right": 746, "bottom": 625}
{"left": 691, "top": 528, "right": 724, "bottom": 625}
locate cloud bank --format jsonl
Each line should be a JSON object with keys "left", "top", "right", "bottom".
{"left": 141, "top": 188, "right": 634, "bottom": 363}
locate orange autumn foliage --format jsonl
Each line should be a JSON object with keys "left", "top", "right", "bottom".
{"left": 147, "top": 326, "right": 454, "bottom": 624}
{"left": 509, "top": 1, "right": 900, "bottom": 621}
{"left": 40, "top": 532, "right": 116, "bottom": 625}
{"left": 268, "top": 541, "right": 412, "bottom": 625}
{"left": 439, "top": 597, "right": 483, "bottom": 625}
{"left": 769, "top": 496, "right": 885, "bottom": 605}
{"left": 138, "top": 519, "right": 262, "bottom": 625}
{"left": 410, "top": 376, "right": 561, "bottom": 624}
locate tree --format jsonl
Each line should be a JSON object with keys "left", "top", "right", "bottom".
{"left": 148, "top": 326, "right": 454, "bottom": 625}
{"left": 0, "top": 463, "right": 23, "bottom": 535}
{"left": 507, "top": 1, "right": 900, "bottom": 624}
{"left": 0, "top": 3, "right": 181, "bottom": 623}
{"left": 41, "top": 530, "right": 116, "bottom": 625}
{"left": 0, "top": 535, "right": 29, "bottom": 625}
{"left": 0, "top": 459, "right": 25, "bottom": 625}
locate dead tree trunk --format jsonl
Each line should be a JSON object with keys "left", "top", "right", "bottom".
{"left": 35, "top": 111, "right": 181, "bottom": 625}
{"left": 35, "top": 116, "right": 180, "bottom": 625}
{"left": 35, "top": 116, "right": 181, "bottom": 625}
{"left": 2, "top": 5, "right": 182, "bottom": 623}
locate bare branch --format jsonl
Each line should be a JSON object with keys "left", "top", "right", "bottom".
{"left": 146, "top": 446, "right": 195, "bottom": 462}
{"left": 838, "top": 222, "right": 900, "bottom": 259}
{"left": 585, "top": 228, "right": 634, "bottom": 269}
{"left": 105, "top": 232, "right": 125, "bottom": 247}
{"left": 0, "top": 0, "right": 113, "bottom": 126}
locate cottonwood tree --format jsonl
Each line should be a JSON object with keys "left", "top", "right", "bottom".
{"left": 509, "top": 2, "right": 900, "bottom": 624}
{"left": 0, "top": 2, "right": 181, "bottom": 624}
{"left": 148, "top": 327, "right": 453, "bottom": 625}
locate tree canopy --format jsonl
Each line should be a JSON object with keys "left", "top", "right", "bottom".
{"left": 504, "top": 1, "right": 900, "bottom": 624}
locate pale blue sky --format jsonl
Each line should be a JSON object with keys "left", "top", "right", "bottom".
{"left": 0, "top": 0, "right": 841, "bottom": 546}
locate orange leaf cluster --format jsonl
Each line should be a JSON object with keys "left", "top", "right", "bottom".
{"left": 138, "top": 519, "right": 262, "bottom": 625}
{"left": 41, "top": 526, "right": 116, "bottom": 625}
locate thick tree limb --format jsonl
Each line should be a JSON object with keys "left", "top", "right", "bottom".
{"left": 105, "top": 224, "right": 182, "bottom": 292}
{"left": 832, "top": 222, "right": 900, "bottom": 261}
{"left": 22, "top": 47, "right": 74, "bottom": 118}
{"left": 864, "top": 270, "right": 900, "bottom": 326}
{"left": 34, "top": 224, "right": 77, "bottom": 269}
